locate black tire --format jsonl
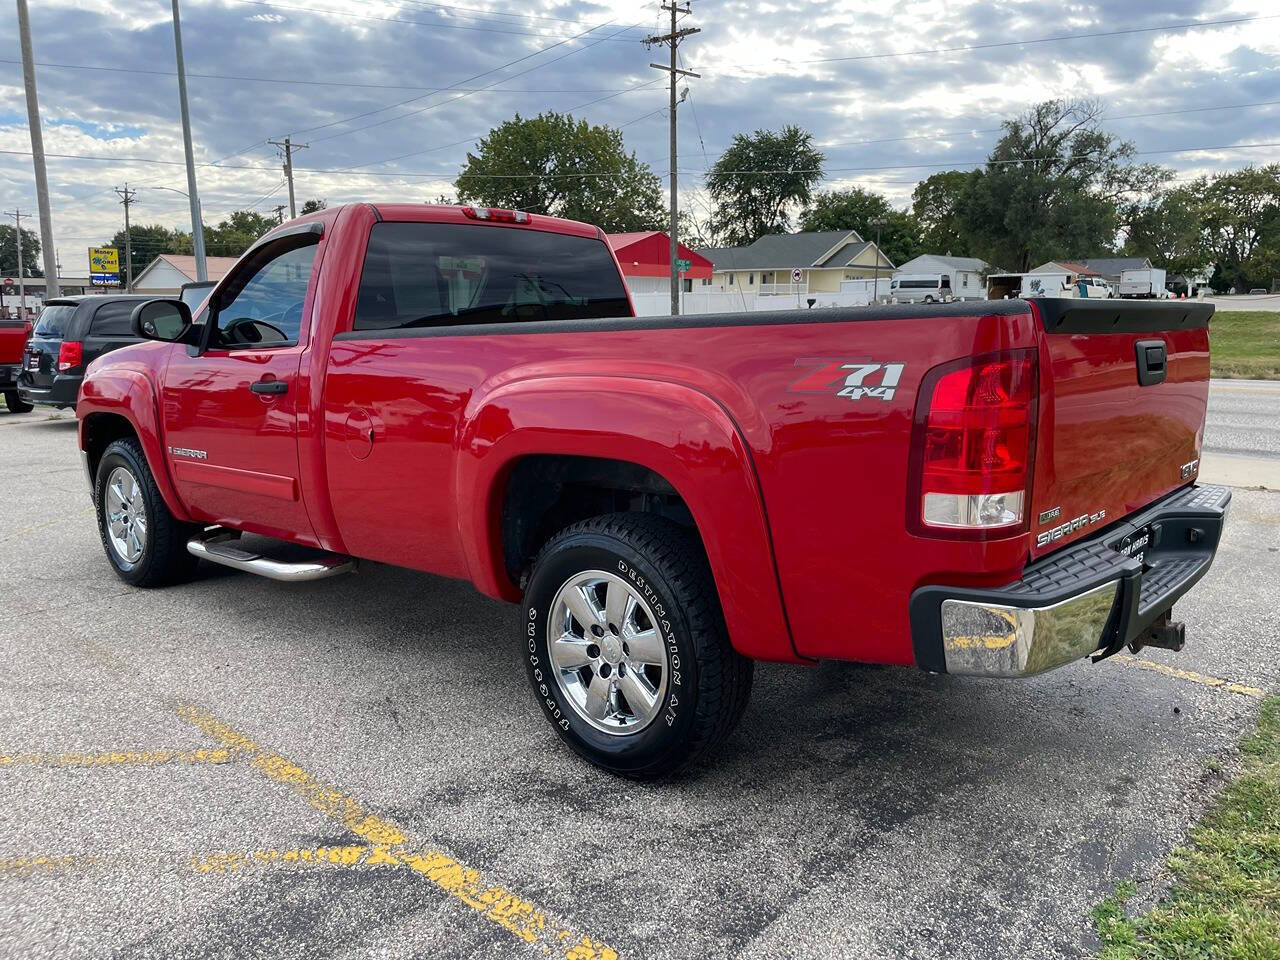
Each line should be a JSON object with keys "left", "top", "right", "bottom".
{"left": 4, "top": 390, "right": 32, "bottom": 413}
{"left": 95, "top": 437, "right": 201, "bottom": 588}
{"left": 523, "top": 513, "right": 753, "bottom": 778}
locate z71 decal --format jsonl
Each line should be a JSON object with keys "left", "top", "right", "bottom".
{"left": 789, "top": 358, "right": 907, "bottom": 402}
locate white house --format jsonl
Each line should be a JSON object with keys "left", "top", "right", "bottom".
{"left": 132, "top": 254, "right": 240, "bottom": 295}
{"left": 894, "top": 254, "right": 990, "bottom": 300}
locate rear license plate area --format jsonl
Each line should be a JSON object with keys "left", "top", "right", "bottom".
{"left": 1115, "top": 525, "right": 1154, "bottom": 566}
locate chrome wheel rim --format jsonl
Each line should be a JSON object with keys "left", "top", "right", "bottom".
{"left": 104, "top": 466, "right": 147, "bottom": 564}
{"left": 547, "top": 570, "right": 669, "bottom": 735}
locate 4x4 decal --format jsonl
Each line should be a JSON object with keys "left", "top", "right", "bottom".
{"left": 788, "top": 358, "right": 907, "bottom": 402}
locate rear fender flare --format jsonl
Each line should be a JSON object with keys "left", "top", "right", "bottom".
{"left": 78, "top": 371, "right": 191, "bottom": 522}
{"left": 457, "top": 375, "right": 799, "bottom": 663}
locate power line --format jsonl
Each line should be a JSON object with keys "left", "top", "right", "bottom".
{"left": 0, "top": 57, "right": 659, "bottom": 94}
{"left": 795, "top": 12, "right": 1280, "bottom": 64}
{"left": 303, "top": 19, "right": 646, "bottom": 145}
{"left": 6, "top": 140, "right": 1278, "bottom": 181}
{"left": 224, "top": 0, "right": 643, "bottom": 42}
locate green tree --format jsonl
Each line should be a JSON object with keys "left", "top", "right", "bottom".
{"left": 1191, "top": 165, "right": 1280, "bottom": 292}
{"left": 1122, "top": 186, "right": 1208, "bottom": 279}
{"left": 103, "top": 223, "right": 188, "bottom": 284}
{"left": 455, "top": 112, "right": 665, "bottom": 233}
{"left": 706, "top": 125, "right": 824, "bottom": 246}
{"left": 799, "top": 187, "right": 920, "bottom": 268}
{"left": 0, "top": 224, "right": 42, "bottom": 277}
{"left": 958, "top": 99, "right": 1168, "bottom": 271}
{"left": 300, "top": 198, "right": 327, "bottom": 215}
{"left": 911, "top": 170, "right": 974, "bottom": 256}
{"left": 202, "top": 210, "right": 278, "bottom": 257}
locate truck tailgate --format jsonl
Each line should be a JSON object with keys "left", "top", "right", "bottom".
{"left": 1028, "top": 299, "right": 1212, "bottom": 559}
{"left": 0, "top": 320, "right": 30, "bottom": 365}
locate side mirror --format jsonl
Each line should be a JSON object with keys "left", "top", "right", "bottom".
{"left": 131, "top": 299, "right": 196, "bottom": 344}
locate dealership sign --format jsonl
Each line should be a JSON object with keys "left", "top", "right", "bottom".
{"left": 89, "top": 246, "right": 120, "bottom": 286}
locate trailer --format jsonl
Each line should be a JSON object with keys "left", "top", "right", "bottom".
{"left": 1119, "top": 267, "right": 1168, "bottom": 298}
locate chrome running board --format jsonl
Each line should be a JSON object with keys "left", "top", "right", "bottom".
{"left": 187, "top": 530, "right": 356, "bottom": 582}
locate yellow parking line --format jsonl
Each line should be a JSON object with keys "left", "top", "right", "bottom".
{"left": 193, "top": 845, "right": 372, "bottom": 874}
{"left": 0, "top": 507, "right": 95, "bottom": 544}
{"left": 0, "top": 854, "right": 98, "bottom": 874}
{"left": 178, "top": 705, "right": 618, "bottom": 960}
{"left": 0, "top": 748, "right": 236, "bottom": 768}
{"left": 1114, "top": 655, "right": 1265, "bottom": 698}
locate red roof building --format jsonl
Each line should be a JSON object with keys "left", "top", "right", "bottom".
{"left": 606, "top": 232, "right": 713, "bottom": 282}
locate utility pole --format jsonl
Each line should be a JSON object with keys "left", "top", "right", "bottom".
{"left": 869, "top": 216, "right": 887, "bottom": 304}
{"left": 4, "top": 209, "right": 25, "bottom": 318}
{"left": 646, "top": 3, "right": 699, "bottom": 316}
{"left": 114, "top": 183, "right": 136, "bottom": 291}
{"left": 15, "top": 0, "right": 59, "bottom": 297}
{"left": 171, "top": 0, "right": 206, "bottom": 282}
{"left": 271, "top": 204, "right": 286, "bottom": 225}
{"left": 268, "top": 137, "right": 308, "bottom": 219}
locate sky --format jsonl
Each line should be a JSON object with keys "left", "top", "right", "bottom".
{"left": 0, "top": 0, "right": 1278, "bottom": 274}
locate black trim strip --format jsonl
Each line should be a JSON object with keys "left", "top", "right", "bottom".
{"left": 335, "top": 299, "right": 1031, "bottom": 341}
{"left": 243, "top": 219, "right": 324, "bottom": 258}
{"left": 1030, "top": 297, "right": 1212, "bottom": 333}
{"left": 366, "top": 203, "right": 383, "bottom": 223}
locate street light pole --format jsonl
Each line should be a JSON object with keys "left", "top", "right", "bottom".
{"left": 171, "top": 0, "right": 207, "bottom": 281}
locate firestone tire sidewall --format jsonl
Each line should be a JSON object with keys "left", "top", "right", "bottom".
{"left": 524, "top": 537, "right": 697, "bottom": 775}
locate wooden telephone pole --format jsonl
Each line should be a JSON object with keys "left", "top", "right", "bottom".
{"left": 646, "top": 3, "right": 699, "bottom": 317}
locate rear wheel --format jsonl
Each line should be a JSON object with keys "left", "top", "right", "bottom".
{"left": 523, "top": 513, "right": 752, "bottom": 778}
{"left": 4, "top": 390, "right": 32, "bottom": 413}
{"left": 923, "top": 294, "right": 935, "bottom": 303}
{"left": 95, "top": 438, "right": 200, "bottom": 587}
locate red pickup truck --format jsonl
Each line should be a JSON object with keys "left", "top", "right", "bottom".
{"left": 1, "top": 318, "right": 34, "bottom": 412}
{"left": 76, "top": 204, "right": 1229, "bottom": 776}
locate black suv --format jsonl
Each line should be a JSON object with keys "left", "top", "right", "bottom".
{"left": 18, "top": 295, "right": 152, "bottom": 410}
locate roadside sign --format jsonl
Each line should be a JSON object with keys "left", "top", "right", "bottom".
{"left": 791, "top": 268, "right": 803, "bottom": 284}
{"left": 88, "top": 246, "right": 120, "bottom": 287}
{"left": 674, "top": 258, "right": 691, "bottom": 273}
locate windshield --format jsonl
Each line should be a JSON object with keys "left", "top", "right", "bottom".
{"left": 353, "top": 222, "right": 631, "bottom": 330}
{"left": 33, "top": 304, "right": 78, "bottom": 339}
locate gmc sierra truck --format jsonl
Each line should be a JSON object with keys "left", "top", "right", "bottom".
{"left": 76, "top": 203, "right": 1228, "bottom": 777}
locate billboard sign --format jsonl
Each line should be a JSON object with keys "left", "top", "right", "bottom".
{"left": 89, "top": 246, "right": 120, "bottom": 286}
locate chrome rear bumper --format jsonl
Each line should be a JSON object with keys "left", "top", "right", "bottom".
{"left": 910, "top": 484, "right": 1231, "bottom": 677}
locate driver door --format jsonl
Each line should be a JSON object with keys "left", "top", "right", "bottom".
{"left": 162, "top": 233, "right": 320, "bottom": 542}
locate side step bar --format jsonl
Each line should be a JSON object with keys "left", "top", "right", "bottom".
{"left": 187, "top": 531, "right": 357, "bottom": 582}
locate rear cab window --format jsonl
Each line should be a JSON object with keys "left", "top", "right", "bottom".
{"left": 352, "top": 222, "right": 631, "bottom": 331}
{"left": 33, "top": 304, "right": 78, "bottom": 339}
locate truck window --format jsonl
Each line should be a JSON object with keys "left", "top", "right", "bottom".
{"left": 353, "top": 223, "right": 631, "bottom": 331}
{"left": 89, "top": 301, "right": 136, "bottom": 337}
{"left": 211, "top": 242, "right": 317, "bottom": 348}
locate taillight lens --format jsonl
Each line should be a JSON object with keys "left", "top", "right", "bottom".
{"left": 911, "top": 350, "right": 1037, "bottom": 536}
{"left": 57, "top": 341, "right": 83, "bottom": 372}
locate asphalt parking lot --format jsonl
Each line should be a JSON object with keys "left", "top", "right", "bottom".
{"left": 1, "top": 405, "right": 1277, "bottom": 960}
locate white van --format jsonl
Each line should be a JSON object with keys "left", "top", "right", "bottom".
{"left": 889, "top": 273, "right": 952, "bottom": 303}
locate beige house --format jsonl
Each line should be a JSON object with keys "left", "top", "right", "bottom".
{"left": 697, "top": 230, "right": 895, "bottom": 295}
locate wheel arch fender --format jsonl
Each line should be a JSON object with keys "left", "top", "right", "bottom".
{"left": 78, "top": 371, "right": 191, "bottom": 522}
{"left": 457, "top": 375, "right": 799, "bottom": 663}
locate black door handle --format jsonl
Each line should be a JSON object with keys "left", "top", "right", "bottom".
{"left": 1134, "top": 339, "right": 1167, "bottom": 386}
{"left": 249, "top": 379, "right": 288, "bottom": 395}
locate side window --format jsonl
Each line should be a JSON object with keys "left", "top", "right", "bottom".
{"left": 212, "top": 242, "right": 317, "bottom": 348}
{"left": 89, "top": 301, "right": 136, "bottom": 337}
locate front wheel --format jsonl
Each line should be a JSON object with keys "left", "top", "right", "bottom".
{"left": 4, "top": 390, "right": 32, "bottom": 413}
{"left": 94, "top": 438, "right": 201, "bottom": 587}
{"left": 523, "top": 513, "right": 753, "bottom": 778}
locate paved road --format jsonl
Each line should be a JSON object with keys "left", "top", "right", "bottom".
{"left": 1, "top": 408, "right": 1277, "bottom": 960}
{"left": 1205, "top": 378, "right": 1280, "bottom": 460}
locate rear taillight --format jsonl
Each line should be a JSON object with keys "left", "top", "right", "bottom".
{"left": 910, "top": 349, "right": 1037, "bottom": 537}
{"left": 57, "top": 341, "right": 83, "bottom": 372}
{"left": 462, "top": 205, "right": 531, "bottom": 224}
